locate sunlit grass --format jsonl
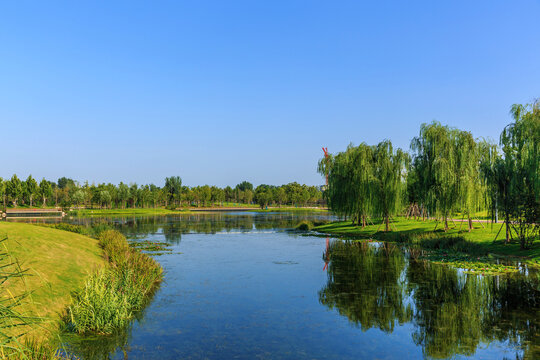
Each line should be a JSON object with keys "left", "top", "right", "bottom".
{"left": 66, "top": 230, "right": 163, "bottom": 334}
{"left": 314, "top": 217, "right": 540, "bottom": 265}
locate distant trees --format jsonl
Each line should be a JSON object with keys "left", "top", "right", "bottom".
{"left": 39, "top": 179, "right": 52, "bottom": 207}
{"left": 24, "top": 175, "right": 38, "bottom": 207}
{"left": 6, "top": 175, "right": 22, "bottom": 207}
{"left": 0, "top": 178, "right": 5, "bottom": 208}
{"left": 164, "top": 176, "right": 182, "bottom": 206}
{"left": 0, "top": 174, "right": 321, "bottom": 211}
{"left": 254, "top": 185, "right": 273, "bottom": 209}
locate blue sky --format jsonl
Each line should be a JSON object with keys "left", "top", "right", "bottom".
{"left": 1, "top": 1, "right": 539, "bottom": 187}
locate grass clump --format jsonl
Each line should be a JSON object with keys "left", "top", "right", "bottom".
{"left": 295, "top": 219, "right": 329, "bottom": 231}
{"left": 65, "top": 230, "right": 163, "bottom": 335}
{"left": 295, "top": 221, "right": 313, "bottom": 231}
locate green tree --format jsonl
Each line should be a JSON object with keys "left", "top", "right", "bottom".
{"left": 499, "top": 101, "right": 540, "bottom": 249}
{"left": 6, "top": 175, "right": 23, "bottom": 207}
{"left": 117, "top": 182, "right": 130, "bottom": 209}
{"left": 24, "top": 175, "right": 38, "bottom": 207}
{"left": 455, "top": 131, "right": 485, "bottom": 231}
{"left": 372, "top": 140, "right": 409, "bottom": 232}
{"left": 72, "top": 189, "right": 86, "bottom": 207}
{"left": 38, "top": 178, "right": 53, "bottom": 207}
{"left": 99, "top": 190, "right": 112, "bottom": 208}
{"left": 276, "top": 187, "right": 287, "bottom": 207}
{"left": 255, "top": 185, "right": 273, "bottom": 209}
{"left": 165, "top": 176, "right": 182, "bottom": 206}
{"left": 411, "top": 122, "right": 460, "bottom": 231}
{"left": 0, "top": 178, "right": 5, "bottom": 209}
{"left": 235, "top": 181, "right": 253, "bottom": 192}
{"left": 244, "top": 189, "right": 253, "bottom": 205}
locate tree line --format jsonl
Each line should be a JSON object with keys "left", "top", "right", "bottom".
{"left": 0, "top": 175, "right": 323, "bottom": 210}
{"left": 320, "top": 101, "right": 539, "bottom": 249}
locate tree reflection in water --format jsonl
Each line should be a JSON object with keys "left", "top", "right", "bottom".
{"left": 319, "top": 240, "right": 540, "bottom": 359}
{"left": 67, "top": 212, "right": 329, "bottom": 245}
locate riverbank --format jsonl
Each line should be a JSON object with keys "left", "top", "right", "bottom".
{"left": 68, "top": 206, "right": 328, "bottom": 216}
{"left": 1, "top": 221, "right": 163, "bottom": 358}
{"left": 313, "top": 218, "right": 540, "bottom": 267}
{"left": 68, "top": 208, "right": 181, "bottom": 216}
{"left": 0, "top": 222, "right": 105, "bottom": 342}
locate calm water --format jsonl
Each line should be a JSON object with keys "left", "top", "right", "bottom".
{"left": 59, "top": 212, "right": 539, "bottom": 359}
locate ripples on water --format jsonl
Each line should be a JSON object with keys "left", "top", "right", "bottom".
{"left": 50, "top": 212, "right": 539, "bottom": 359}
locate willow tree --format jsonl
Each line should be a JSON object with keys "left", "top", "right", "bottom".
{"left": 320, "top": 144, "right": 376, "bottom": 224}
{"left": 499, "top": 101, "right": 539, "bottom": 249}
{"left": 455, "top": 131, "right": 486, "bottom": 231}
{"left": 372, "top": 140, "right": 408, "bottom": 232}
{"left": 479, "top": 141, "right": 516, "bottom": 243}
{"left": 411, "top": 122, "right": 460, "bottom": 231}
{"left": 320, "top": 150, "right": 352, "bottom": 218}
{"left": 349, "top": 144, "right": 376, "bottom": 227}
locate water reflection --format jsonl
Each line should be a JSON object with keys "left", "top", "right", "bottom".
{"left": 320, "top": 240, "right": 540, "bottom": 359}
{"left": 66, "top": 212, "right": 330, "bottom": 244}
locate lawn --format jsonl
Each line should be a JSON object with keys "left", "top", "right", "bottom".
{"left": 314, "top": 217, "right": 540, "bottom": 265}
{"left": 69, "top": 207, "right": 181, "bottom": 216}
{"left": 0, "top": 222, "right": 105, "bottom": 340}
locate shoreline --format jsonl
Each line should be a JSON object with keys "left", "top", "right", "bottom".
{"left": 312, "top": 218, "right": 540, "bottom": 272}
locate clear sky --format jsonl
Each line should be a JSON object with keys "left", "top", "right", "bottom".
{"left": 1, "top": 1, "right": 539, "bottom": 187}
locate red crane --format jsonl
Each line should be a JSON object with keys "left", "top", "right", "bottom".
{"left": 322, "top": 147, "right": 330, "bottom": 271}
{"left": 322, "top": 147, "right": 329, "bottom": 186}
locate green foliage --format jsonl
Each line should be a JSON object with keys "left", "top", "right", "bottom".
{"left": 322, "top": 141, "right": 407, "bottom": 231}
{"left": 164, "top": 176, "right": 182, "bottom": 206}
{"left": 38, "top": 179, "right": 52, "bottom": 208}
{"left": 6, "top": 175, "right": 23, "bottom": 207}
{"left": 66, "top": 230, "right": 163, "bottom": 334}
{"left": 235, "top": 181, "right": 253, "bottom": 192}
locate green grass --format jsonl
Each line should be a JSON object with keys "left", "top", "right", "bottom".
{"left": 0, "top": 222, "right": 106, "bottom": 340}
{"left": 314, "top": 217, "right": 540, "bottom": 265}
{"left": 66, "top": 230, "right": 163, "bottom": 334}
{"left": 69, "top": 208, "right": 180, "bottom": 216}
{"left": 256, "top": 206, "right": 329, "bottom": 212}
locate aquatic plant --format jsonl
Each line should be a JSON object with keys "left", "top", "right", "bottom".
{"left": 66, "top": 230, "right": 163, "bottom": 334}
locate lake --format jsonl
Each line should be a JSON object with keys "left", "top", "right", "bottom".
{"left": 59, "top": 211, "right": 539, "bottom": 359}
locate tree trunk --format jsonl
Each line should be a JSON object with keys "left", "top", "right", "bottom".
{"left": 444, "top": 216, "right": 449, "bottom": 232}
{"left": 505, "top": 214, "right": 510, "bottom": 244}
{"left": 362, "top": 215, "right": 366, "bottom": 228}
{"left": 385, "top": 215, "right": 390, "bottom": 232}
{"left": 468, "top": 216, "right": 473, "bottom": 232}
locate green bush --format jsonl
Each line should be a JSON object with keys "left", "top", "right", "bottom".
{"left": 66, "top": 230, "right": 163, "bottom": 334}
{"left": 296, "top": 221, "right": 313, "bottom": 231}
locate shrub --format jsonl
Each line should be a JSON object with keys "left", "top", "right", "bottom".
{"left": 66, "top": 230, "right": 162, "bottom": 334}
{"left": 296, "top": 221, "right": 313, "bottom": 231}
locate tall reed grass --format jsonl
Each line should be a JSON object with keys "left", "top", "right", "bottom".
{"left": 66, "top": 230, "right": 163, "bottom": 334}
{"left": 1, "top": 236, "right": 66, "bottom": 359}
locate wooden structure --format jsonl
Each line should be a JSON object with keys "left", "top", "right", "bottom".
{"left": 1, "top": 208, "right": 65, "bottom": 219}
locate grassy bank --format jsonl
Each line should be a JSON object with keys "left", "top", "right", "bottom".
{"left": 257, "top": 207, "right": 329, "bottom": 213}
{"left": 69, "top": 208, "right": 181, "bottom": 216}
{"left": 0, "top": 222, "right": 106, "bottom": 340}
{"left": 66, "top": 230, "right": 163, "bottom": 334}
{"left": 314, "top": 217, "right": 540, "bottom": 267}
{"left": 1, "top": 222, "right": 163, "bottom": 358}
{"left": 68, "top": 205, "right": 328, "bottom": 216}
